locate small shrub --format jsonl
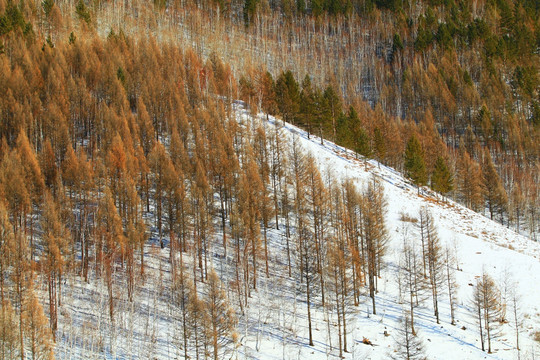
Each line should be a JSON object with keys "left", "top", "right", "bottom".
{"left": 399, "top": 212, "right": 417, "bottom": 223}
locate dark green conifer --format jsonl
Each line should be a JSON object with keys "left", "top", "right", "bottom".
{"left": 404, "top": 135, "right": 427, "bottom": 191}
{"left": 431, "top": 156, "right": 453, "bottom": 197}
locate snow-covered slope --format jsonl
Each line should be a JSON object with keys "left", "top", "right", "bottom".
{"left": 242, "top": 106, "right": 540, "bottom": 360}
{"left": 54, "top": 104, "right": 540, "bottom": 360}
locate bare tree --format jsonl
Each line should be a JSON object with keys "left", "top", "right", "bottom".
{"left": 510, "top": 286, "right": 522, "bottom": 359}
{"left": 390, "top": 311, "right": 427, "bottom": 360}
{"left": 399, "top": 226, "right": 426, "bottom": 336}
{"left": 298, "top": 225, "right": 319, "bottom": 347}
{"left": 361, "top": 176, "right": 388, "bottom": 315}
{"left": 472, "top": 271, "right": 501, "bottom": 353}
{"left": 444, "top": 246, "right": 458, "bottom": 325}
{"left": 420, "top": 208, "right": 445, "bottom": 324}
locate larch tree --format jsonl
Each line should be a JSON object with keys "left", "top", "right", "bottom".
{"left": 305, "top": 155, "right": 327, "bottom": 307}
{"left": 169, "top": 128, "right": 192, "bottom": 254}
{"left": 70, "top": 149, "right": 95, "bottom": 282}
{"left": 287, "top": 137, "right": 318, "bottom": 346}
{"left": 62, "top": 144, "right": 80, "bottom": 201}
{"left": 40, "top": 140, "right": 58, "bottom": 193}
{"left": 121, "top": 167, "right": 144, "bottom": 302}
{"left": 298, "top": 224, "right": 319, "bottom": 347}
{"left": 268, "top": 122, "right": 284, "bottom": 231}
{"left": 509, "top": 282, "right": 522, "bottom": 357}
{"left": 207, "top": 130, "right": 231, "bottom": 258}
{"left": 328, "top": 233, "right": 345, "bottom": 357}
{"left": 421, "top": 208, "right": 444, "bottom": 324}
{"left": 41, "top": 192, "right": 69, "bottom": 341}
{"left": 472, "top": 271, "right": 501, "bottom": 353}
{"left": 256, "top": 70, "right": 276, "bottom": 119}
{"left": 238, "top": 149, "right": 263, "bottom": 291}
{"left": 191, "top": 155, "right": 213, "bottom": 284}
{"left": 280, "top": 165, "right": 293, "bottom": 277}
{"left": 444, "top": 246, "right": 458, "bottom": 325}
{"left": 187, "top": 281, "right": 209, "bottom": 360}
{"left": 253, "top": 125, "right": 273, "bottom": 277}
{"left": 417, "top": 208, "right": 431, "bottom": 293}
{"left": 399, "top": 228, "right": 426, "bottom": 336}
{"left": 0, "top": 201, "right": 19, "bottom": 358}
{"left": 457, "top": 149, "right": 484, "bottom": 211}
{"left": 96, "top": 187, "right": 126, "bottom": 324}
{"left": 390, "top": 312, "right": 427, "bottom": 360}
{"left": 22, "top": 286, "right": 55, "bottom": 360}
{"left": 149, "top": 141, "right": 172, "bottom": 248}
{"left": 10, "top": 229, "right": 30, "bottom": 360}
{"left": 0, "top": 299, "right": 19, "bottom": 359}
{"left": 205, "top": 269, "right": 237, "bottom": 360}
{"left": 341, "top": 179, "right": 364, "bottom": 306}
{"left": 15, "top": 131, "right": 45, "bottom": 258}
{"left": 162, "top": 155, "right": 182, "bottom": 263}
{"left": 361, "top": 176, "right": 388, "bottom": 315}
{"left": 0, "top": 201, "right": 14, "bottom": 305}
{"left": 0, "top": 151, "right": 31, "bottom": 360}
{"left": 289, "top": 136, "right": 307, "bottom": 277}
{"left": 327, "top": 197, "right": 354, "bottom": 357}
{"left": 173, "top": 247, "right": 192, "bottom": 360}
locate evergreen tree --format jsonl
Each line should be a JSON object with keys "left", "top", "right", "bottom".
{"left": 275, "top": 71, "right": 300, "bottom": 125}
{"left": 481, "top": 152, "right": 507, "bottom": 221}
{"left": 299, "top": 75, "right": 318, "bottom": 137}
{"left": 354, "top": 127, "right": 370, "bottom": 159}
{"left": 347, "top": 106, "right": 370, "bottom": 158}
{"left": 322, "top": 85, "right": 342, "bottom": 142}
{"left": 404, "top": 135, "right": 427, "bottom": 191}
{"left": 75, "top": 0, "right": 91, "bottom": 25}
{"left": 431, "top": 156, "right": 453, "bottom": 197}
{"left": 373, "top": 127, "right": 387, "bottom": 165}
{"left": 244, "top": 0, "right": 259, "bottom": 26}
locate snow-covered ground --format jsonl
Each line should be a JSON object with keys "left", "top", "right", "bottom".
{"left": 52, "top": 104, "right": 540, "bottom": 359}
{"left": 237, "top": 105, "right": 540, "bottom": 360}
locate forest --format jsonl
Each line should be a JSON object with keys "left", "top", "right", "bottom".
{"left": 0, "top": 0, "right": 538, "bottom": 359}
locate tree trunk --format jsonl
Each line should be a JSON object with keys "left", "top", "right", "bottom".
{"left": 306, "top": 272, "right": 314, "bottom": 346}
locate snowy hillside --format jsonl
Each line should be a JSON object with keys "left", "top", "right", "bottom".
{"left": 52, "top": 104, "right": 540, "bottom": 360}
{"left": 254, "top": 106, "right": 540, "bottom": 360}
